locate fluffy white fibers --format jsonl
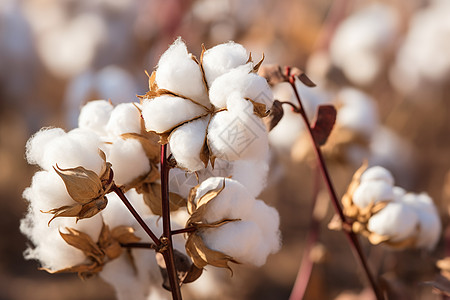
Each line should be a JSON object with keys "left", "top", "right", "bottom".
{"left": 231, "top": 159, "right": 269, "bottom": 198}
{"left": 360, "top": 166, "right": 394, "bottom": 185}
{"left": 202, "top": 41, "right": 249, "bottom": 86}
{"left": 142, "top": 95, "right": 207, "bottom": 134}
{"left": 105, "top": 138, "right": 150, "bottom": 186}
{"left": 26, "top": 127, "right": 104, "bottom": 174}
{"left": 208, "top": 64, "right": 274, "bottom": 109}
{"left": 368, "top": 201, "right": 418, "bottom": 242}
{"left": 169, "top": 117, "right": 209, "bottom": 172}
{"left": 401, "top": 193, "right": 441, "bottom": 250}
{"left": 352, "top": 181, "right": 394, "bottom": 209}
{"left": 155, "top": 38, "right": 209, "bottom": 106}
{"left": 105, "top": 102, "right": 142, "bottom": 137}
{"left": 78, "top": 100, "right": 114, "bottom": 135}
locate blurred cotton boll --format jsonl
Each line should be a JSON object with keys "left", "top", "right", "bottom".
{"left": 330, "top": 3, "right": 399, "bottom": 86}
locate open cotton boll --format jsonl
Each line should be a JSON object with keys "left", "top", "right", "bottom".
{"left": 368, "top": 202, "right": 418, "bottom": 242}
{"left": 102, "top": 189, "right": 151, "bottom": 230}
{"left": 231, "top": 159, "right": 269, "bottom": 198}
{"left": 155, "top": 38, "right": 209, "bottom": 106}
{"left": 202, "top": 221, "right": 265, "bottom": 266}
{"left": 352, "top": 181, "right": 394, "bottom": 209}
{"left": 105, "top": 102, "right": 141, "bottom": 137}
{"left": 360, "top": 166, "right": 394, "bottom": 185}
{"left": 169, "top": 117, "right": 209, "bottom": 172}
{"left": 202, "top": 41, "right": 248, "bottom": 86}
{"left": 401, "top": 193, "right": 441, "bottom": 250}
{"left": 100, "top": 255, "right": 148, "bottom": 300}
{"left": 336, "top": 88, "right": 378, "bottom": 138}
{"left": 26, "top": 127, "right": 65, "bottom": 167}
{"left": 195, "top": 177, "right": 255, "bottom": 223}
{"left": 106, "top": 138, "right": 150, "bottom": 185}
{"left": 392, "top": 186, "right": 406, "bottom": 202}
{"left": 208, "top": 64, "right": 273, "bottom": 109}
{"left": 142, "top": 95, "right": 207, "bottom": 134}
{"left": 207, "top": 108, "right": 268, "bottom": 161}
{"left": 78, "top": 100, "right": 114, "bottom": 135}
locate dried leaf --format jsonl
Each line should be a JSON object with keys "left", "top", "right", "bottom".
{"left": 252, "top": 53, "right": 265, "bottom": 73}
{"left": 199, "top": 138, "right": 210, "bottom": 168}
{"left": 42, "top": 204, "right": 83, "bottom": 225}
{"left": 77, "top": 196, "right": 108, "bottom": 221}
{"left": 185, "top": 232, "right": 237, "bottom": 270}
{"left": 40, "top": 262, "right": 103, "bottom": 280}
{"left": 310, "top": 105, "right": 337, "bottom": 146}
{"left": 53, "top": 165, "right": 103, "bottom": 204}
{"left": 182, "top": 264, "right": 203, "bottom": 284}
{"left": 142, "top": 183, "right": 186, "bottom": 216}
{"left": 290, "top": 67, "right": 316, "bottom": 87}
{"left": 59, "top": 228, "right": 103, "bottom": 264}
{"left": 264, "top": 100, "right": 284, "bottom": 131}
{"left": 258, "top": 64, "right": 287, "bottom": 86}
{"left": 246, "top": 98, "right": 269, "bottom": 118}
{"left": 111, "top": 226, "right": 141, "bottom": 244}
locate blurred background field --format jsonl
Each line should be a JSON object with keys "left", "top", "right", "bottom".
{"left": 1, "top": 0, "right": 449, "bottom": 299}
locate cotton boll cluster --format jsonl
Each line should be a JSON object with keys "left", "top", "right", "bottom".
{"left": 191, "top": 177, "right": 281, "bottom": 266}
{"left": 141, "top": 38, "right": 274, "bottom": 172}
{"left": 348, "top": 165, "right": 441, "bottom": 250}
{"left": 390, "top": 0, "right": 450, "bottom": 95}
{"left": 330, "top": 3, "right": 399, "bottom": 86}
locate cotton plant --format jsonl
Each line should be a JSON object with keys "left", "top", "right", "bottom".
{"left": 334, "top": 163, "right": 441, "bottom": 250}
{"left": 21, "top": 38, "right": 282, "bottom": 300}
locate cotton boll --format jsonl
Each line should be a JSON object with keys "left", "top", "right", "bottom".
{"left": 105, "top": 103, "right": 142, "bottom": 137}
{"left": 360, "top": 166, "right": 394, "bottom": 185}
{"left": 231, "top": 159, "right": 269, "bottom": 198}
{"left": 352, "top": 181, "right": 394, "bottom": 209}
{"left": 142, "top": 95, "right": 207, "bottom": 134}
{"left": 169, "top": 168, "right": 200, "bottom": 198}
{"left": 102, "top": 189, "right": 151, "bottom": 230}
{"left": 202, "top": 41, "right": 249, "bottom": 86}
{"left": 209, "top": 64, "right": 273, "bottom": 109}
{"left": 195, "top": 177, "right": 255, "bottom": 224}
{"left": 202, "top": 221, "right": 264, "bottom": 266}
{"left": 401, "top": 193, "right": 441, "bottom": 250}
{"left": 26, "top": 127, "right": 65, "bottom": 166}
{"left": 207, "top": 109, "right": 268, "bottom": 162}
{"left": 106, "top": 138, "right": 150, "bottom": 186}
{"left": 392, "top": 186, "right": 406, "bottom": 202}
{"left": 169, "top": 117, "right": 209, "bottom": 172}
{"left": 155, "top": 38, "right": 209, "bottom": 106}
{"left": 78, "top": 100, "right": 114, "bottom": 135}
{"left": 368, "top": 202, "right": 418, "bottom": 242}
{"left": 336, "top": 88, "right": 379, "bottom": 139}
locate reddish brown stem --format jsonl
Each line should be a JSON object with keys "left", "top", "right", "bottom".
{"left": 160, "top": 144, "right": 182, "bottom": 300}
{"left": 112, "top": 184, "right": 160, "bottom": 246}
{"left": 171, "top": 226, "right": 197, "bottom": 236}
{"left": 121, "top": 242, "right": 157, "bottom": 249}
{"left": 289, "top": 165, "right": 321, "bottom": 300}
{"left": 289, "top": 77, "right": 384, "bottom": 300}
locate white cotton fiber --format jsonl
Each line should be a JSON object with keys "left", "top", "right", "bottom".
{"left": 352, "top": 181, "right": 394, "bottom": 209}
{"left": 401, "top": 193, "right": 441, "bottom": 250}
{"left": 142, "top": 95, "right": 207, "bottom": 134}
{"left": 169, "top": 117, "right": 209, "bottom": 172}
{"left": 78, "top": 100, "right": 114, "bottom": 135}
{"left": 336, "top": 88, "right": 378, "bottom": 138}
{"left": 106, "top": 138, "right": 150, "bottom": 186}
{"left": 194, "top": 177, "right": 255, "bottom": 223}
{"left": 360, "top": 166, "right": 394, "bottom": 185}
{"left": 208, "top": 64, "right": 273, "bottom": 109}
{"left": 368, "top": 202, "right": 418, "bottom": 242}
{"left": 155, "top": 38, "right": 209, "bottom": 106}
{"left": 105, "top": 102, "right": 142, "bottom": 137}
{"left": 207, "top": 108, "right": 268, "bottom": 161}
{"left": 26, "top": 127, "right": 65, "bottom": 166}
{"left": 202, "top": 41, "right": 248, "bottom": 86}
{"left": 231, "top": 159, "right": 269, "bottom": 198}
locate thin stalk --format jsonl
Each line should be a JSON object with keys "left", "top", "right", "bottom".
{"left": 112, "top": 184, "right": 160, "bottom": 246}
{"left": 289, "top": 165, "right": 321, "bottom": 300}
{"left": 160, "top": 144, "right": 182, "bottom": 300}
{"left": 171, "top": 226, "right": 197, "bottom": 236}
{"left": 289, "top": 77, "right": 384, "bottom": 300}
{"left": 121, "top": 242, "right": 157, "bottom": 249}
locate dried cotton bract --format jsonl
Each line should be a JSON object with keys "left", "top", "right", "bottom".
{"left": 340, "top": 164, "right": 441, "bottom": 250}
{"left": 141, "top": 38, "right": 274, "bottom": 171}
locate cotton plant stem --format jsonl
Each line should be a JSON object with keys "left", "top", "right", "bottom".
{"left": 289, "top": 78, "right": 384, "bottom": 300}
{"left": 160, "top": 144, "right": 183, "bottom": 300}
{"left": 289, "top": 166, "right": 321, "bottom": 300}
{"left": 112, "top": 184, "right": 161, "bottom": 246}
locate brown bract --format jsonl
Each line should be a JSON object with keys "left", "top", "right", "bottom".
{"left": 184, "top": 179, "right": 239, "bottom": 271}
{"left": 41, "top": 222, "right": 140, "bottom": 279}
{"left": 43, "top": 150, "right": 113, "bottom": 224}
